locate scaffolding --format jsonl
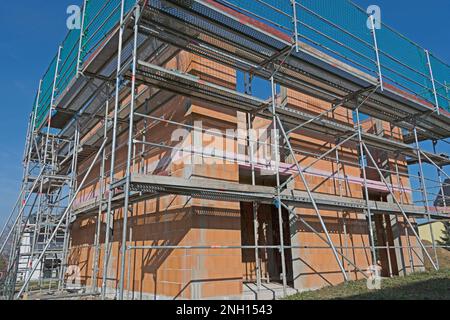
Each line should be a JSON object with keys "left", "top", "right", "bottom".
{"left": 1, "top": 0, "right": 449, "bottom": 300}
{"left": 0, "top": 86, "right": 78, "bottom": 298}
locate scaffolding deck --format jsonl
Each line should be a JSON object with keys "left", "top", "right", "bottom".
{"left": 6, "top": 0, "right": 450, "bottom": 299}
{"left": 132, "top": 60, "right": 450, "bottom": 167}
{"left": 82, "top": 174, "right": 449, "bottom": 220}
{"left": 42, "top": 1, "right": 449, "bottom": 145}
{"left": 140, "top": 0, "right": 450, "bottom": 142}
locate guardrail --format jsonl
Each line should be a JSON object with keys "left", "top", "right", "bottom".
{"left": 32, "top": 0, "right": 450, "bottom": 130}
{"left": 219, "top": 0, "right": 450, "bottom": 114}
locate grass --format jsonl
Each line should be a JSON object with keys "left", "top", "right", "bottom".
{"left": 287, "top": 240, "right": 450, "bottom": 300}
{"left": 286, "top": 269, "right": 450, "bottom": 300}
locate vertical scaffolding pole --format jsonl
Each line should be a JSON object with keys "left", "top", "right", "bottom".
{"left": 58, "top": 122, "right": 80, "bottom": 290}
{"left": 25, "top": 180, "right": 44, "bottom": 294}
{"left": 0, "top": 169, "right": 44, "bottom": 256}
{"left": 0, "top": 79, "right": 41, "bottom": 248}
{"left": 413, "top": 127, "right": 439, "bottom": 270}
{"left": 394, "top": 155, "right": 405, "bottom": 205}
{"left": 44, "top": 46, "right": 62, "bottom": 166}
{"left": 335, "top": 140, "right": 351, "bottom": 277}
{"left": 275, "top": 115, "right": 349, "bottom": 281}
{"left": 432, "top": 140, "right": 447, "bottom": 208}
{"left": 445, "top": 81, "right": 449, "bottom": 110}
{"left": 404, "top": 225, "right": 415, "bottom": 273}
{"left": 425, "top": 49, "right": 440, "bottom": 116}
{"left": 245, "top": 73, "right": 262, "bottom": 295}
{"left": 291, "top": 0, "right": 299, "bottom": 53}
{"left": 24, "top": 81, "right": 40, "bottom": 177}
{"left": 270, "top": 76, "right": 288, "bottom": 297}
{"left": 118, "top": 3, "right": 140, "bottom": 300}
{"left": 102, "top": 0, "right": 126, "bottom": 299}
{"left": 76, "top": 0, "right": 87, "bottom": 77}
{"left": 355, "top": 104, "right": 377, "bottom": 266}
{"left": 16, "top": 139, "right": 108, "bottom": 298}
{"left": 361, "top": 142, "right": 438, "bottom": 270}
{"left": 92, "top": 93, "right": 110, "bottom": 293}
{"left": 22, "top": 116, "right": 33, "bottom": 171}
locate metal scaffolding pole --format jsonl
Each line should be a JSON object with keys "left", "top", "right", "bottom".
{"left": 425, "top": 49, "right": 440, "bottom": 116}
{"left": 270, "top": 76, "right": 289, "bottom": 297}
{"left": 334, "top": 136, "right": 351, "bottom": 277}
{"left": 43, "top": 46, "right": 62, "bottom": 166}
{"left": 275, "top": 114, "right": 349, "bottom": 281}
{"left": 0, "top": 169, "right": 45, "bottom": 256}
{"left": 445, "top": 81, "right": 449, "bottom": 110}
{"left": 25, "top": 179, "right": 44, "bottom": 294}
{"left": 17, "top": 138, "right": 108, "bottom": 298}
{"left": 369, "top": 15, "right": 383, "bottom": 91}
{"left": 279, "top": 202, "right": 368, "bottom": 279}
{"left": 0, "top": 189, "right": 25, "bottom": 247}
{"left": 244, "top": 72, "right": 262, "bottom": 296}
{"left": 5, "top": 0, "right": 450, "bottom": 301}
{"left": 431, "top": 140, "right": 447, "bottom": 208}
{"left": 23, "top": 80, "right": 41, "bottom": 180}
{"left": 355, "top": 104, "right": 377, "bottom": 266}
{"left": 76, "top": 0, "right": 87, "bottom": 77}
{"left": 58, "top": 123, "right": 80, "bottom": 290}
{"left": 118, "top": 3, "right": 140, "bottom": 301}
{"left": 92, "top": 93, "right": 111, "bottom": 293}
{"left": 291, "top": 0, "right": 299, "bottom": 53}
{"left": 413, "top": 127, "right": 439, "bottom": 269}
{"left": 101, "top": 0, "right": 126, "bottom": 300}
{"left": 361, "top": 142, "right": 439, "bottom": 271}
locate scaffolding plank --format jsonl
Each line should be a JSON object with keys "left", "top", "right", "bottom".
{"left": 98, "top": 174, "right": 450, "bottom": 220}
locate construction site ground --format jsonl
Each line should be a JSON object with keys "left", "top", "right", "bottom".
{"left": 286, "top": 247, "right": 450, "bottom": 300}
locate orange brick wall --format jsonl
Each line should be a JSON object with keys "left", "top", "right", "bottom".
{"left": 361, "top": 118, "right": 422, "bottom": 276}
{"left": 69, "top": 52, "right": 243, "bottom": 299}
{"left": 68, "top": 50, "right": 424, "bottom": 298}
{"left": 282, "top": 88, "right": 372, "bottom": 289}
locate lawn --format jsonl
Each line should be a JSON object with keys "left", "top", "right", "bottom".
{"left": 286, "top": 269, "right": 450, "bottom": 300}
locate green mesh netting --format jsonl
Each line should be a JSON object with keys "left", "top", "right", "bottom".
{"left": 33, "top": 0, "right": 450, "bottom": 130}
{"left": 34, "top": 0, "right": 136, "bottom": 129}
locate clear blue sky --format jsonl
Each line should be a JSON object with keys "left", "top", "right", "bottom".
{"left": 0, "top": 0, "right": 449, "bottom": 226}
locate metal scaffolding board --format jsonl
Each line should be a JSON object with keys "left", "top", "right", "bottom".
{"left": 134, "top": 60, "right": 269, "bottom": 112}
{"left": 102, "top": 174, "right": 450, "bottom": 220}
{"left": 140, "top": 0, "right": 450, "bottom": 140}
{"left": 126, "top": 61, "right": 450, "bottom": 167}
{"left": 4, "top": 0, "right": 450, "bottom": 300}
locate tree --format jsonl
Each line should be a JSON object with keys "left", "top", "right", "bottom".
{"left": 437, "top": 222, "right": 450, "bottom": 251}
{"left": 0, "top": 255, "right": 6, "bottom": 279}
{"left": 0, "top": 255, "right": 6, "bottom": 270}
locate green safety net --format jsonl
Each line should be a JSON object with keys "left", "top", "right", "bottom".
{"left": 218, "top": 0, "right": 450, "bottom": 112}
{"left": 35, "top": 54, "right": 58, "bottom": 129}
{"left": 32, "top": 0, "right": 450, "bottom": 130}
{"left": 430, "top": 53, "right": 450, "bottom": 111}
{"left": 33, "top": 0, "right": 136, "bottom": 129}
{"left": 81, "top": 0, "right": 136, "bottom": 62}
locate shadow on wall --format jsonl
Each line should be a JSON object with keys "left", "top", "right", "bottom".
{"left": 70, "top": 203, "right": 242, "bottom": 298}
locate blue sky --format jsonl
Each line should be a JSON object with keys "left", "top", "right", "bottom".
{"left": 0, "top": 0, "right": 449, "bottom": 226}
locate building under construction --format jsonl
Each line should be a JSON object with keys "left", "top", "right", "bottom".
{"left": 0, "top": 0, "right": 449, "bottom": 300}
